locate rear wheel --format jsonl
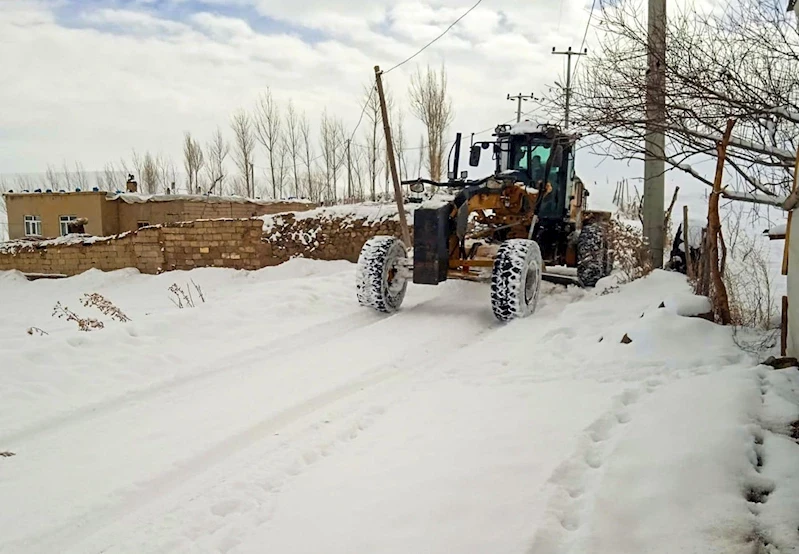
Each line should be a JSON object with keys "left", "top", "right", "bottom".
{"left": 491, "top": 239, "right": 543, "bottom": 321}
{"left": 578, "top": 221, "right": 610, "bottom": 287}
{"left": 356, "top": 236, "right": 408, "bottom": 313}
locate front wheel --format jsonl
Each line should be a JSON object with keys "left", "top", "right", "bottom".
{"left": 356, "top": 236, "right": 408, "bottom": 313}
{"left": 491, "top": 239, "right": 543, "bottom": 321}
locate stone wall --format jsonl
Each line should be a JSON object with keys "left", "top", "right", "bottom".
{"left": 0, "top": 219, "right": 269, "bottom": 276}
{"left": 263, "top": 211, "right": 412, "bottom": 263}
{"left": 0, "top": 204, "right": 418, "bottom": 277}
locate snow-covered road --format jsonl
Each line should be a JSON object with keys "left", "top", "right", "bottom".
{"left": 1, "top": 261, "right": 797, "bottom": 554}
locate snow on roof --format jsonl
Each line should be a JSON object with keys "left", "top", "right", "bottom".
{"left": 108, "top": 193, "right": 313, "bottom": 206}
{"left": 768, "top": 223, "right": 788, "bottom": 237}
{"left": 0, "top": 233, "right": 119, "bottom": 254}
{"left": 508, "top": 120, "right": 542, "bottom": 135}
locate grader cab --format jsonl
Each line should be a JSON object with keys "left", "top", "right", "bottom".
{"left": 356, "top": 121, "right": 612, "bottom": 321}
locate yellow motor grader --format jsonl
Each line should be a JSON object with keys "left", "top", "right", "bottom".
{"left": 356, "top": 122, "right": 611, "bottom": 321}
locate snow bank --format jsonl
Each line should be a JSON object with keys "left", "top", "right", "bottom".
{"left": 660, "top": 293, "right": 712, "bottom": 317}
{"left": 0, "top": 263, "right": 794, "bottom": 554}
{"left": 261, "top": 201, "right": 421, "bottom": 234}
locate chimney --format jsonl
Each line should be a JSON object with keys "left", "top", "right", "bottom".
{"left": 126, "top": 174, "right": 138, "bottom": 193}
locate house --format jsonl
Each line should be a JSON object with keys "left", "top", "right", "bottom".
{"left": 3, "top": 179, "right": 314, "bottom": 240}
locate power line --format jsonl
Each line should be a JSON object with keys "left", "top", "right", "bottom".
{"left": 572, "top": 0, "right": 597, "bottom": 74}
{"left": 383, "top": 0, "right": 485, "bottom": 75}
{"left": 348, "top": 83, "right": 376, "bottom": 145}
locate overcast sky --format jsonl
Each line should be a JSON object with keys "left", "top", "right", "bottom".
{"left": 1, "top": 0, "right": 741, "bottom": 209}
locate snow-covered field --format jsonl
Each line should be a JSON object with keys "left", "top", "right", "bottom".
{"left": 2, "top": 258, "right": 798, "bottom": 553}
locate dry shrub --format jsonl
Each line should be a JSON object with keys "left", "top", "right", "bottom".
{"left": 81, "top": 293, "right": 131, "bottom": 322}
{"left": 26, "top": 327, "right": 48, "bottom": 336}
{"left": 169, "top": 280, "right": 205, "bottom": 309}
{"left": 724, "top": 233, "right": 778, "bottom": 330}
{"left": 52, "top": 302, "right": 104, "bottom": 332}
{"left": 608, "top": 216, "right": 653, "bottom": 283}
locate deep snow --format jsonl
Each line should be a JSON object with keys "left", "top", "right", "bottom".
{"left": 0, "top": 261, "right": 797, "bottom": 554}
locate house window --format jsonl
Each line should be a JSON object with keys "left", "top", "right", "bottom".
{"left": 24, "top": 215, "right": 42, "bottom": 236}
{"left": 137, "top": 221, "right": 150, "bottom": 229}
{"left": 59, "top": 215, "right": 77, "bottom": 236}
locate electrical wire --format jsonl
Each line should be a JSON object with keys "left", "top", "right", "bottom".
{"left": 347, "top": 83, "right": 377, "bottom": 146}
{"left": 383, "top": 0, "right": 485, "bottom": 75}
{"left": 572, "top": 0, "right": 597, "bottom": 74}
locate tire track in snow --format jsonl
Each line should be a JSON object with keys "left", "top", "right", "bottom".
{"left": 1, "top": 284, "right": 516, "bottom": 554}
{"left": 1, "top": 303, "right": 413, "bottom": 446}
{"left": 65, "top": 283, "right": 586, "bottom": 554}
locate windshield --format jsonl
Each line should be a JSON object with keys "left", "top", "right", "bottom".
{"left": 509, "top": 142, "right": 558, "bottom": 185}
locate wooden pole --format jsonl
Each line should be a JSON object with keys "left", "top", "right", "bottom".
{"left": 707, "top": 119, "right": 736, "bottom": 325}
{"left": 374, "top": 66, "right": 412, "bottom": 248}
{"left": 683, "top": 205, "right": 692, "bottom": 279}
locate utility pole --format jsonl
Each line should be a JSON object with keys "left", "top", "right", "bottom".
{"left": 551, "top": 46, "right": 587, "bottom": 129}
{"left": 507, "top": 93, "right": 536, "bottom": 123}
{"left": 643, "top": 0, "right": 667, "bottom": 268}
{"left": 374, "top": 66, "right": 412, "bottom": 249}
{"left": 346, "top": 139, "right": 352, "bottom": 201}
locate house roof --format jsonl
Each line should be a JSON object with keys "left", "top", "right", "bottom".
{"left": 106, "top": 193, "right": 313, "bottom": 206}
{"left": 2, "top": 189, "right": 313, "bottom": 206}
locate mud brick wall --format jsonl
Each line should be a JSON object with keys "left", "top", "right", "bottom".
{"left": 263, "top": 213, "right": 413, "bottom": 263}
{"left": 0, "top": 219, "right": 270, "bottom": 276}
{"left": 159, "top": 219, "right": 269, "bottom": 271}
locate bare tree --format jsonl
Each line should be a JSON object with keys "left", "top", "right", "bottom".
{"left": 363, "top": 84, "right": 390, "bottom": 201}
{"left": 61, "top": 161, "right": 74, "bottom": 191}
{"left": 320, "top": 109, "right": 337, "bottom": 203}
{"left": 394, "top": 108, "right": 408, "bottom": 181}
{"left": 205, "top": 126, "right": 230, "bottom": 195}
{"left": 158, "top": 156, "right": 177, "bottom": 193}
{"left": 99, "top": 162, "right": 122, "bottom": 191}
{"left": 299, "top": 112, "right": 316, "bottom": 201}
{"left": 408, "top": 64, "right": 454, "bottom": 182}
{"left": 558, "top": 0, "right": 799, "bottom": 197}
{"left": 140, "top": 152, "right": 160, "bottom": 194}
{"left": 45, "top": 165, "right": 61, "bottom": 190}
{"left": 131, "top": 150, "right": 145, "bottom": 191}
{"left": 284, "top": 101, "right": 302, "bottom": 197}
{"left": 231, "top": 109, "right": 255, "bottom": 197}
{"left": 276, "top": 140, "right": 290, "bottom": 198}
{"left": 183, "top": 132, "right": 205, "bottom": 194}
{"left": 351, "top": 145, "right": 366, "bottom": 200}
{"left": 332, "top": 118, "right": 346, "bottom": 202}
{"left": 73, "top": 162, "right": 89, "bottom": 190}
{"left": 253, "top": 88, "right": 283, "bottom": 199}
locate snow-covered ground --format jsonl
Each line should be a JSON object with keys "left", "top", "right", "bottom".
{"left": 1, "top": 259, "right": 798, "bottom": 553}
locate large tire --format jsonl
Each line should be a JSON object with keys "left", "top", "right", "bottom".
{"left": 356, "top": 236, "right": 408, "bottom": 313}
{"left": 578, "top": 222, "right": 610, "bottom": 287}
{"left": 491, "top": 239, "right": 543, "bottom": 322}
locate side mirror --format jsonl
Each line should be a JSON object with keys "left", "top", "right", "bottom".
{"left": 469, "top": 145, "right": 481, "bottom": 166}
{"left": 409, "top": 182, "right": 425, "bottom": 193}
{"left": 553, "top": 145, "right": 564, "bottom": 167}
